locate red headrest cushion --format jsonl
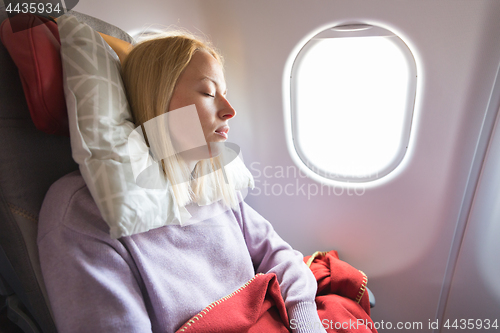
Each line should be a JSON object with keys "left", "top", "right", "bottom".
{"left": 0, "top": 14, "right": 69, "bottom": 136}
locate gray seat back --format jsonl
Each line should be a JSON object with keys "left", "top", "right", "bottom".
{"left": 0, "top": 7, "right": 134, "bottom": 332}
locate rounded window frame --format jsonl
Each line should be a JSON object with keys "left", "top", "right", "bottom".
{"left": 288, "top": 24, "right": 417, "bottom": 183}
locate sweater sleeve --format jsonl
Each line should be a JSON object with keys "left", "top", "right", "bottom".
{"left": 235, "top": 197, "right": 327, "bottom": 333}
{"left": 37, "top": 176, "right": 153, "bottom": 333}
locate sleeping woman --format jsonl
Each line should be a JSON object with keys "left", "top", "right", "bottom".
{"left": 37, "top": 31, "right": 326, "bottom": 333}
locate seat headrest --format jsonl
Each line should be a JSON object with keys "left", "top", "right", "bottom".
{"left": 0, "top": 13, "right": 133, "bottom": 136}
{"left": 0, "top": 14, "right": 68, "bottom": 135}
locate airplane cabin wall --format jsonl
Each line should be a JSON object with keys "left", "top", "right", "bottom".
{"left": 441, "top": 78, "right": 500, "bottom": 327}
{"left": 75, "top": 1, "right": 500, "bottom": 332}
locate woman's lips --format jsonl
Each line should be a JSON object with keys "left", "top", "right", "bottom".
{"left": 215, "top": 126, "right": 229, "bottom": 139}
{"left": 215, "top": 131, "right": 228, "bottom": 139}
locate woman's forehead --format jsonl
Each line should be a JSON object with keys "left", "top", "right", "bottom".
{"left": 184, "top": 51, "right": 226, "bottom": 88}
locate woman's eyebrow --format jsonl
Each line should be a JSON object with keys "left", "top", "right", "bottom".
{"left": 200, "top": 76, "right": 218, "bottom": 86}
{"left": 200, "top": 76, "right": 227, "bottom": 95}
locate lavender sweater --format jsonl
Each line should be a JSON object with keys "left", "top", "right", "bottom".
{"left": 38, "top": 171, "right": 325, "bottom": 332}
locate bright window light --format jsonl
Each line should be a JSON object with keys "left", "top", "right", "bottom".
{"left": 290, "top": 25, "right": 417, "bottom": 182}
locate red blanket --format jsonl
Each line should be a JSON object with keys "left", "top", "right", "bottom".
{"left": 306, "top": 251, "right": 377, "bottom": 333}
{"left": 176, "top": 250, "right": 377, "bottom": 333}
{"left": 176, "top": 273, "right": 290, "bottom": 333}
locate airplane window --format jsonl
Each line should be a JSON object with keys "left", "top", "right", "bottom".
{"left": 289, "top": 24, "right": 417, "bottom": 182}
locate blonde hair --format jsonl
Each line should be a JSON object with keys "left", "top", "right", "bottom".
{"left": 121, "top": 32, "right": 242, "bottom": 209}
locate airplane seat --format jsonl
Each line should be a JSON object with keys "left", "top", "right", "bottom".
{"left": 0, "top": 8, "right": 374, "bottom": 333}
{"left": 0, "top": 8, "right": 134, "bottom": 332}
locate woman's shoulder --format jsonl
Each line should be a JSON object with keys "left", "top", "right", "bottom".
{"left": 37, "top": 170, "right": 112, "bottom": 243}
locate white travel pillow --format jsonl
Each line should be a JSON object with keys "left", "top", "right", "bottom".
{"left": 58, "top": 14, "right": 254, "bottom": 238}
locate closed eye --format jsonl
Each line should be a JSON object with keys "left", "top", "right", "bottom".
{"left": 204, "top": 93, "right": 215, "bottom": 98}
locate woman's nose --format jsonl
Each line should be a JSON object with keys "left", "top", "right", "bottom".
{"left": 219, "top": 97, "right": 236, "bottom": 120}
